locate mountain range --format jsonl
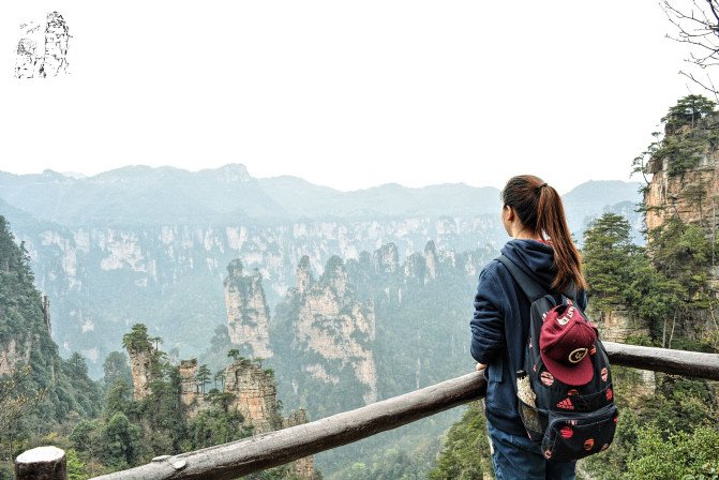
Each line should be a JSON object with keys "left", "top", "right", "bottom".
{"left": 0, "top": 164, "right": 642, "bottom": 374}
{"left": 0, "top": 164, "right": 640, "bottom": 228}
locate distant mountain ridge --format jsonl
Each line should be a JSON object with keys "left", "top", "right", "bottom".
{"left": 0, "top": 164, "right": 640, "bottom": 226}
{"left": 0, "top": 163, "right": 642, "bottom": 377}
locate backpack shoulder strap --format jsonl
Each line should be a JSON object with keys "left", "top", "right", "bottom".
{"left": 496, "top": 255, "right": 547, "bottom": 302}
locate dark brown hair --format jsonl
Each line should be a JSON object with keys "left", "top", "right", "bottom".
{"left": 501, "top": 175, "right": 587, "bottom": 292}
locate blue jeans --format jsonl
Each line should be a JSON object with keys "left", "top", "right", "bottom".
{"left": 487, "top": 422, "right": 576, "bottom": 480}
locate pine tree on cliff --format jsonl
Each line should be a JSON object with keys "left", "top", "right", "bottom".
{"left": 662, "top": 95, "right": 716, "bottom": 132}
{"left": 655, "top": 94, "right": 716, "bottom": 177}
{"left": 121, "top": 324, "right": 153, "bottom": 353}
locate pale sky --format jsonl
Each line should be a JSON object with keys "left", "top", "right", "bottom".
{"left": 0, "top": 1, "right": 693, "bottom": 193}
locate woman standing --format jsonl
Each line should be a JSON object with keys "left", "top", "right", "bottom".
{"left": 470, "top": 174, "right": 587, "bottom": 479}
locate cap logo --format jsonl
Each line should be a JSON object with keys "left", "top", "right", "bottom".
{"left": 568, "top": 348, "right": 588, "bottom": 364}
{"left": 556, "top": 306, "right": 575, "bottom": 326}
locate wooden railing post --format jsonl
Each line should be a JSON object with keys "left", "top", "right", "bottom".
{"left": 15, "top": 446, "right": 67, "bottom": 480}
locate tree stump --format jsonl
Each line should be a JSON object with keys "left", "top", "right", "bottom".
{"left": 15, "top": 446, "right": 67, "bottom": 480}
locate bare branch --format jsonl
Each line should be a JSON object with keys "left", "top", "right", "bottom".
{"left": 680, "top": 70, "right": 719, "bottom": 98}
{"left": 706, "top": 0, "right": 719, "bottom": 25}
{"left": 663, "top": 0, "right": 719, "bottom": 94}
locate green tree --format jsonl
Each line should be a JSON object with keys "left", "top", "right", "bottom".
{"left": 647, "top": 217, "right": 719, "bottom": 349}
{"left": 99, "top": 412, "right": 142, "bottom": 469}
{"left": 122, "top": 324, "right": 153, "bottom": 353}
{"left": 102, "top": 351, "right": 131, "bottom": 390}
{"left": 66, "top": 449, "right": 87, "bottom": 480}
{"left": 105, "top": 379, "right": 132, "bottom": 417}
{"left": 183, "top": 407, "right": 250, "bottom": 450}
{"left": 213, "top": 370, "right": 225, "bottom": 391}
{"left": 69, "top": 419, "right": 98, "bottom": 454}
{"left": 428, "top": 402, "right": 492, "bottom": 480}
{"left": 650, "top": 95, "right": 719, "bottom": 176}
{"left": 196, "top": 364, "right": 211, "bottom": 394}
{"left": 663, "top": 94, "right": 716, "bottom": 131}
{"left": 624, "top": 425, "right": 719, "bottom": 480}
{"left": 582, "top": 213, "right": 635, "bottom": 312}
{"left": 66, "top": 352, "right": 89, "bottom": 379}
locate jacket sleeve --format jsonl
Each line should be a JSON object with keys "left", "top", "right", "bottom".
{"left": 470, "top": 266, "right": 507, "bottom": 365}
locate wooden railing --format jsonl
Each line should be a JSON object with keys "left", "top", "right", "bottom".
{"left": 15, "top": 342, "right": 719, "bottom": 480}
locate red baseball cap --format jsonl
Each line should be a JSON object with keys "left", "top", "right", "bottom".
{"left": 539, "top": 303, "right": 598, "bottom": 386}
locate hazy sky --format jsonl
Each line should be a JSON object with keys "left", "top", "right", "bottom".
{"left": 0, "top": 1, "right": 694, "bottom": 193}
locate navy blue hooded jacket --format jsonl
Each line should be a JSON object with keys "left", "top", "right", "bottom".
{"left": 470, "top": 239, "right": 587, "bottom": 435}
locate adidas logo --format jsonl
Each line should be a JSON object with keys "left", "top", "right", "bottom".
{"left": 556, "top": 398, "right": 574, "bottom": 410}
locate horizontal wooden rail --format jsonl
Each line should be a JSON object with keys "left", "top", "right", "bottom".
{"left": 15, "top": 342, "right": 719, "bottom": 480}
{"left": 604, "top": 341, "right": 719, "bottom": 380}
{"left": 89, "top": 372, "right": 487, "bottom": 480}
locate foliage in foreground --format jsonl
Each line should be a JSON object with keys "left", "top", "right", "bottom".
{"left": 428, "top": 401, "right": 492, "bottom": 480}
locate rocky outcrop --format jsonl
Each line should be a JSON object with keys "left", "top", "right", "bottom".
{"left": 15, "top": 214, "right": 501, "bottom": 375}
{"left": 424, "top": 241, "right": 439, "bottom": 282}
{"left": 403, "top": 252, "right": 426, "bottom": 286}
{"left": 373, "top": 243, "right": 399, "bottom": 274}
{"left": 291, "top": 255, "right": 378, "bottom": 404}
{"left": 296, "top": 256, "right": 312, "bottom": 295}
{"left": 178, "top": 356, "right": 316, "bottom": 478}
{"left": 128, "top": 349, "right": 152, "bottom": 401}
{"left": 642, "top": 120, "right": 719, "bottom": 345}
{"left": 645, "top": 149, "right": 718, "bottom": 232}
{"left": 592, "top": 305, "right": 650, "bottom": 344}
{"left": 224, "top": 260, "right": 272, "bottom": 359}
{"left": 179, "top": 359, "right": 199, "bottom": 409}
{"left": 0, "top": 340, "right": 31, "bottom": 376}
{"left": 126, "top": 338, "right": 156, "bottom": 401}
{"left": 223, "top": 359, "right": 282, "bottom": 434}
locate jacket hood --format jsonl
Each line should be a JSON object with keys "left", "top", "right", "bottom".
{"left": 500, "top": 239, "right": 555, "bottom": 290}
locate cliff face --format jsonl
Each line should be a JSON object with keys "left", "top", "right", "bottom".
{"left": 645, "top": 149, "right": 719, "bottom": 232}
{"left": 0, "top": 216, "right": 104, "bottom": 426}
{"left": 14, "top": 215, "right": 501, "bottom": 375}
{"left": 641, "top": 119, "right": 719, "bottom": 346}
{"left": 127, "top": 347, "right": 154, "bottom": 401}
{"left": 291, "top": 255, "right": 378, "bottom": 404}
{"left": 593, "top": 306, "right": 650, "bottom": 343}
{"left": 267, "top": 242, "right": 488, "bottom": 425}
{"left": 0, "top": 171, "right": 639, "bottom": 377}
{"left": 223, "top": 359, "right": 283, "bottom": 434}
{"left": 224, "top": 260, "right": 272, "bottom": 359}
{"left": 176, "top": 355, "right": 316, "bottom": 478}
{"left": 0, "top": 339, "right": 31, "bottom": 376}
{"left": 179, "top": 359, "right": 199, "bottom": 409}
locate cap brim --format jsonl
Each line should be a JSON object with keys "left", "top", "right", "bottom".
{"left": 540, "top": 351, "right": 594, "bottom": 387}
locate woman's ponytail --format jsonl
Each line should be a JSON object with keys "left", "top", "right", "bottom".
{"left": 536, "top": 184, "right": 587, "bottom": 292}
{"left": 502, "top": 175, "right": 587, "bottom": 293}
